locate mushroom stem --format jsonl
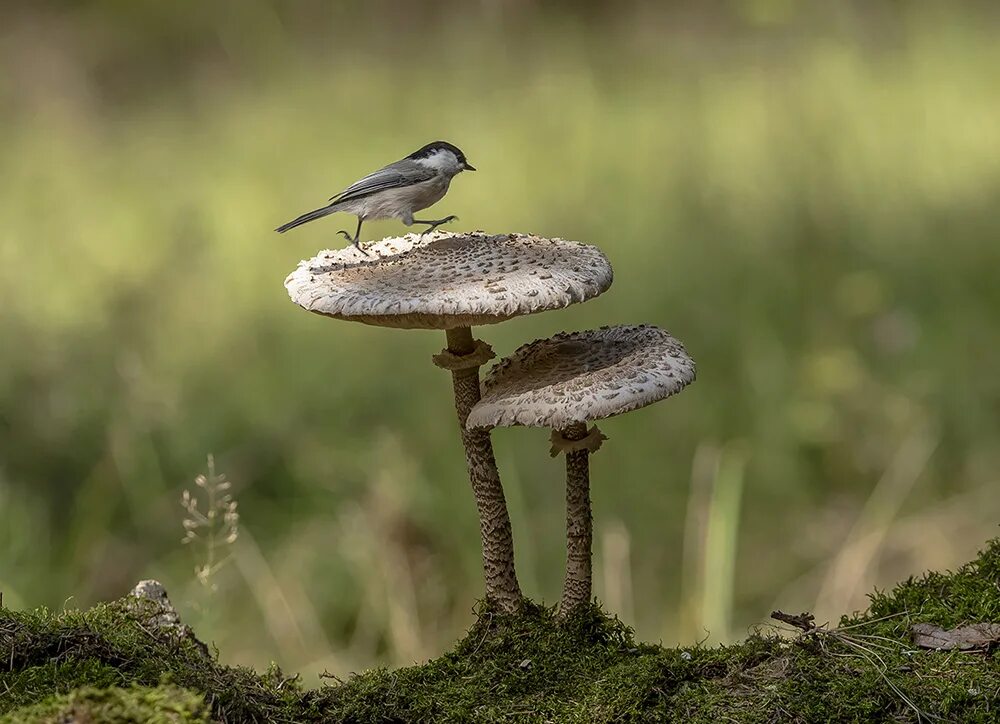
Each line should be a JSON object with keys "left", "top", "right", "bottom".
{"left": 444, "top": 326, "right": 522, "bottom": 612}
{"left": 559, "top": 421, "right": 593, "bottom": 616}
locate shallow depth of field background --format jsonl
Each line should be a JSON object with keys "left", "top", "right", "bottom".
{"left": 2, "top": 1, "right": 999, "bottom": 679}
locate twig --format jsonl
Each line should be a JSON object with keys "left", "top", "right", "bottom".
{"left": 770, "top": 608, "right": 939, "bottom": 722}
{"left": 770, "top": 610, "right": 816, "bottom": 633}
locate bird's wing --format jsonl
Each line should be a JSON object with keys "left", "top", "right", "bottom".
{"left": 330, "top": 161, "right": 436, "bottom": 204}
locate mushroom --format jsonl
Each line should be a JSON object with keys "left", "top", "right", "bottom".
{"left": 284, "top": 231, "right": 613, "bottom": 612}
{"left": 466, "top": 324, "right": 695, "bottom": 616}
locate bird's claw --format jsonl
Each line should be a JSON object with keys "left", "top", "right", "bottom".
{"left": 337, "top": 229, "right": 371, "bottom": 256}
{"left": 420, "top": 216, "right": 459, "bottom": 237}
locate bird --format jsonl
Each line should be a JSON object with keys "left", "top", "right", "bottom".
{"left": 275, "top": 141, "right": 476, "bottom": 255}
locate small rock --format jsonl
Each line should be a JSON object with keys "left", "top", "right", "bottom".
{"left": 127, "top": 579, "right": 209, "bottom": 656}
{"left": 518, "top": 658, "right": 532, "bottom": 670}
{"left": 130, "top": 580, "right": 182, "bottom": 629}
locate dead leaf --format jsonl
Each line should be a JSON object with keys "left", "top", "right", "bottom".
{"left": 911, "top": 623, "right": 1000, "bottom": 651}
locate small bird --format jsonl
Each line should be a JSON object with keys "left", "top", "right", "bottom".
{"left": 275, "top": 141, "right": 476, "bottom": 254}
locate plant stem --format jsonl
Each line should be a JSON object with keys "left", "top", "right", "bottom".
{"left": 444, "top": 326, "right": 522, "bottom": 612}
{"left": 560, "top": 422, "right": 592, "bottom": 616}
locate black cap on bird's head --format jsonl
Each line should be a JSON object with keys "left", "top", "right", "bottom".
{"left": 408, "top": 140, "right": 476, "bottom": 171}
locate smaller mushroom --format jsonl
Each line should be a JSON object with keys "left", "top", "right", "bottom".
{"left": 466, "top": 324, "right": 695, "bottom": 616}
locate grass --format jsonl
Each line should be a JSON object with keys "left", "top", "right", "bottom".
{"left": 3, "top": 537, "right": 1000, "bottom": 722}
{"left": 1, "top": 1, "right": 1000, "bottom": 678}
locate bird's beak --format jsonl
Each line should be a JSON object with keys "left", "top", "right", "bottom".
{"left": 463, "top": 162, "right": 476, "bottom": 172}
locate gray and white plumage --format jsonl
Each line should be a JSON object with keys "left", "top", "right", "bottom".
{"left": 275, "top": 141, "right": 475, "bottom": 248}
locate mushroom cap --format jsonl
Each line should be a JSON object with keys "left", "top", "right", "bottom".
{"left": 466, "top": 325, "right": 695, "bottom": 430}
{"left": 284, "top": 232, "right": 613, "bottom": 330}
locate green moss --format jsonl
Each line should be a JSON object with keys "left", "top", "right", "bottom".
{"left": 308, "top": 600, "right": 999, "bottom": 723}
{"left": 4, "top": 539, "right": 1000, "bottom": 722}
{"left": 0, "top": 600, "right": 302, "bottom": 721}
{"left": 866, "top": 536, "right": 1000, "bottom": 626}
{"left": 1, "top": 684, "right": 209, "bottom": 724}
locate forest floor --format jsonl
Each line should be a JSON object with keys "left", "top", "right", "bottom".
{"left": 3, "top": 538, "right": 1000, "bottom": 723}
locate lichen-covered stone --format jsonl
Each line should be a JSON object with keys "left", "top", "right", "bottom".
{"left": 127, "top": 580, "right": 208, "bottom": 656}
{"left": 284, "top": 231, "right": 613, "bottom": 329}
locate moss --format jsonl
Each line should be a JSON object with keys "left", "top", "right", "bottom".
{"left": 866, "top": 536, "right": 1000, "bottom": 626}
{"left": 308, "top": 600, "right": 999, "bottom": 723}
{"left": 1, "top": 683, "right": 209, "bottom": 724}
{"left": 0, "top": 601, "right": 302, "bottom": 721}
{"left": 4, "top": 539, "right": 1000, "bottom": 722}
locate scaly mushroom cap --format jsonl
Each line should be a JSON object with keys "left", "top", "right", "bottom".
{"left": 467, "top": 325, "right": 695, "bottom": 430}
{"left": 284, "top": 232, "right": 613, "bottom": 329}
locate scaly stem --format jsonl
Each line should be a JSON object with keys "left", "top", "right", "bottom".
{"left": 560, "top": 422, "right": 593, "bottom": 616}
{"left": 444, "top": 326, "right": 522, "bottom": 612}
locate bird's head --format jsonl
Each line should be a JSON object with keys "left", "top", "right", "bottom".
{"left": 408, "top": 141, "right": 476, "bottom": 175}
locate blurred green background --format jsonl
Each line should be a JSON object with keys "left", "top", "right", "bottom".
{"left": 2, "top": 0, "right": 999, "bottom": 680}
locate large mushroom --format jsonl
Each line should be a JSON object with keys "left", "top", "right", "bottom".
{"left": 284, "top": 231, "right": 613, "bottom": 612}
{"left": 466, "top": 324, "right": 696, "bottom": 616}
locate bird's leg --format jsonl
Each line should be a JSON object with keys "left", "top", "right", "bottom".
{"left": 414, "top": 215, "right": 458, "bottom": 236}
{"left": 338, "top": 218, "right": 369, "bottom": 256}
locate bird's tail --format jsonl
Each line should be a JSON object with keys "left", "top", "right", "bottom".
{"left": 275, "top": 205, "right": 337, "bottom": 233}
